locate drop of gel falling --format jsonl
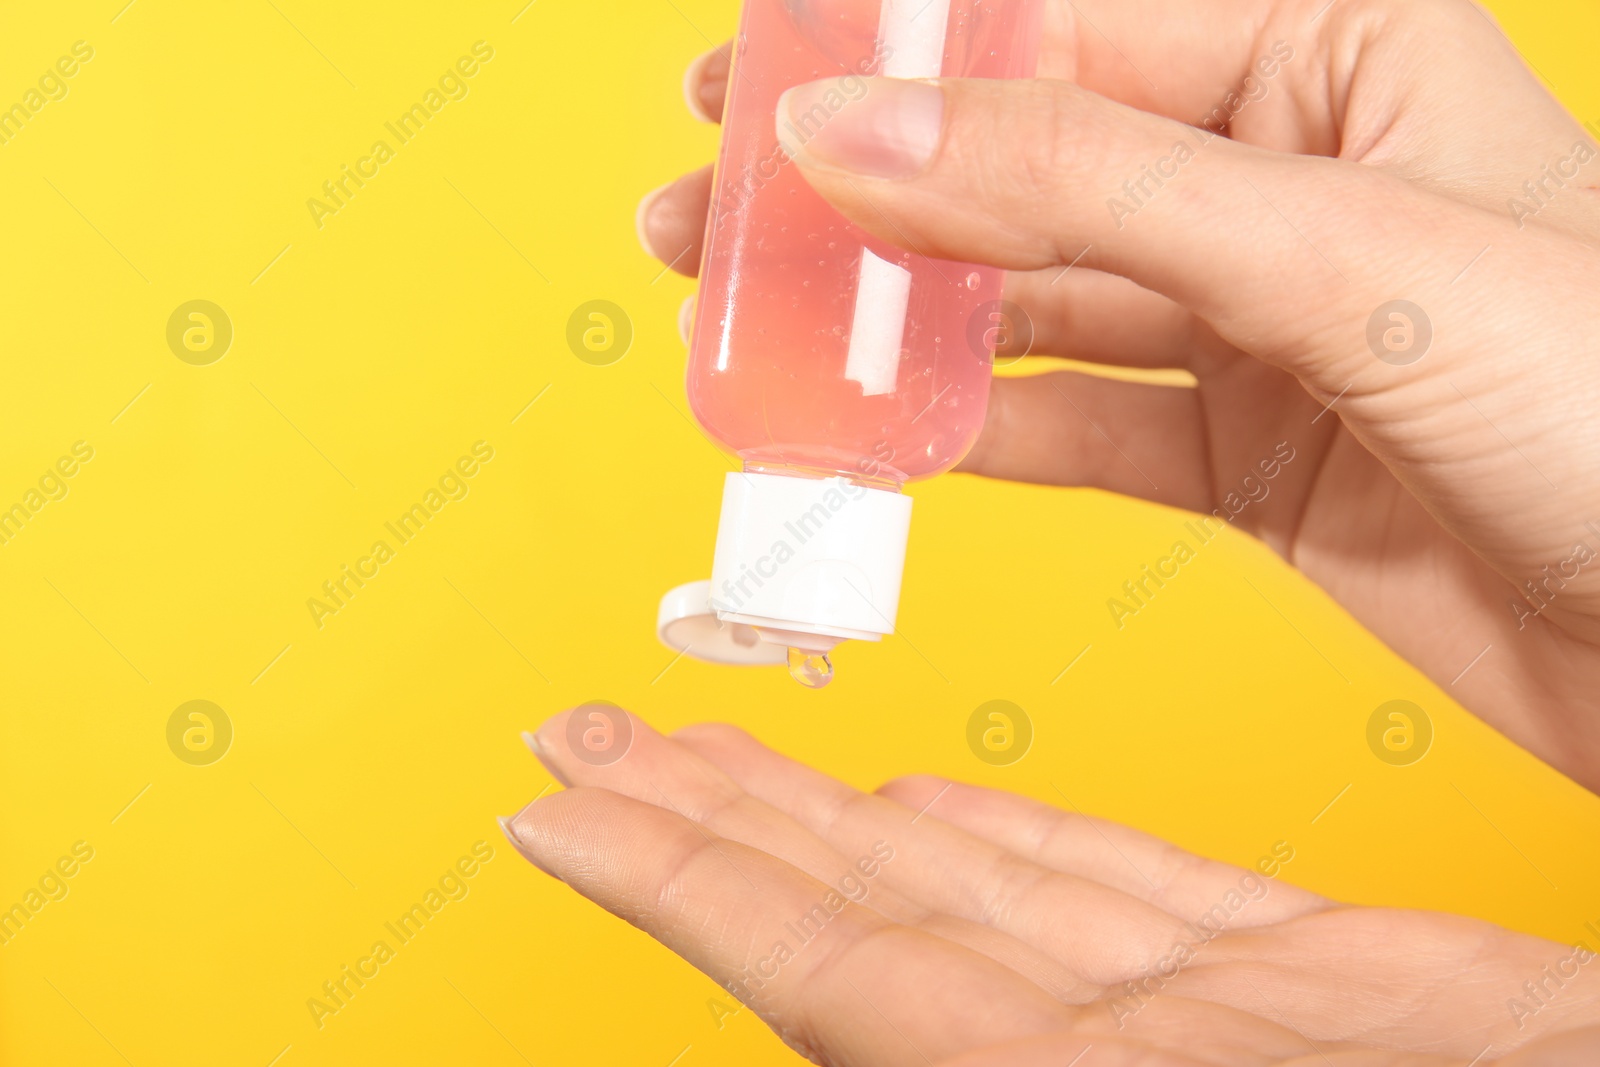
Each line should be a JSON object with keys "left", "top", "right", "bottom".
{"left": 787, "top": 647, "right": 833, "bottom": 689}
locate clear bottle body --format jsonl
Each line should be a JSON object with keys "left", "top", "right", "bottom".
{"left": 687, "top": 0, "right": 1044, "bottom": 488}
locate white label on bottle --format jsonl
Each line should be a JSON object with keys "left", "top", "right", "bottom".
{"left": 845, "top": 248, "right": 911, "bottom": 398}
{"left": 880, "top": 0, "right": 953, "bottom": 79}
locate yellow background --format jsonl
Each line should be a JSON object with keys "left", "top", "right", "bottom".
{"left": 1, "top": 2, "right": 1597, "bottom": 1064}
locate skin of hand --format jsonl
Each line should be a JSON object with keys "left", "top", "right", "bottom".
{"left": 512, "top": 1, "right": 1600, "bottom": 1063}
{"left": 503, "top": 709, "right": 1600, "bottom": 1065}
{"left": 637, "top": 0, "right": 1600, "bottom": 792}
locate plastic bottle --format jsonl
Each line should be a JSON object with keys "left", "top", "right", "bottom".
{"left": 657, "top": 0, "right": 1045, "bottom": 686}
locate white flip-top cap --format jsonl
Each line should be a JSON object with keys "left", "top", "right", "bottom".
{"left": 657, "top": 472, "right": 913, "bottom": 664}
{"left": 657, "top": 580, "right": 789, "bottom": 665}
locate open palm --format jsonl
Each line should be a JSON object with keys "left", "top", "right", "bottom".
{"left": 505, "top": 709, "right": 1600, "bottom": 1065}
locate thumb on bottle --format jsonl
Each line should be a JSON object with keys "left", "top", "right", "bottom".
{"left": 773, "top": 75, "right": 1471, "bottom": 391}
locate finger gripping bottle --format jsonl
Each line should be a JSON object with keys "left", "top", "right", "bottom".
{"left": 657, "top": 0, "right": 1044, "bottom": 686}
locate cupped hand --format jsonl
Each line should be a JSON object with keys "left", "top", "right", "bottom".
{"left": 636, "top": 0, "right": 1600, "bottom": 791}
{"left": 503, "top": 708, "right": 1600, "bottom": 1065}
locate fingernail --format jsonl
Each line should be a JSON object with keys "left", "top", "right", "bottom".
{"left": 678, "top": 295, "right": 696, "bottom": 346}
{"left": 530, "top": 719, "right": 572, "bottom": 786}
{"left": 499, "top": 809, "right": 562, "bottom": 879}
{"left": 684, "top": 49, "right": 729, "bottom": 123}
{"left": 776, "top": 77, "right": 944, "bottom": 180}
{"left": 635, "top": 181, "right": 670, "bottom": 257}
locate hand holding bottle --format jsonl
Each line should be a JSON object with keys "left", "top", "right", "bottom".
{"left": 553, "top": 4, "right": 1600, "bottom": 1062}
{"left": 639, "top": 0, "right": 1600, "bottom": 791}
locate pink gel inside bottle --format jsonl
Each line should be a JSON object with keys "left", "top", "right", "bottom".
{"left": 688, "top": 0, "right": 1044, "bottom": 487}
